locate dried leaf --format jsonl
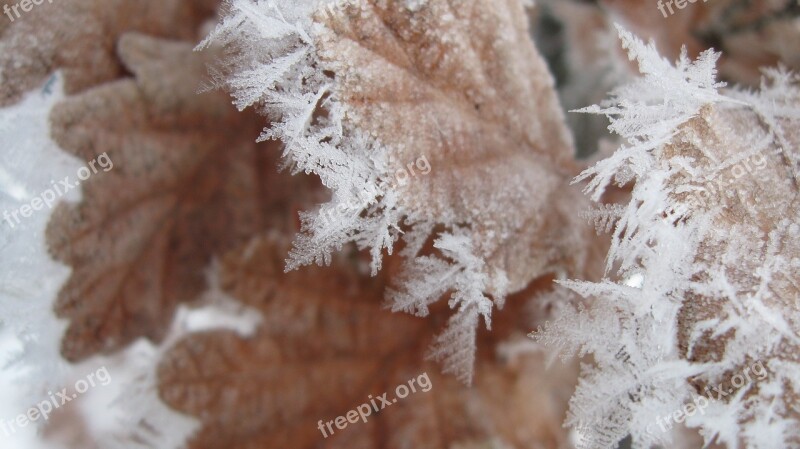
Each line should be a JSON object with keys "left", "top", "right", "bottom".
{"left": 45, "top": 33, "right": 308, "bottom": 361}
{"left": 205, "top": 0, "right": 597, "bottom": 383}
{"left": 669, "top": 102, "right": 800, "bottom": 376}
{"left": 313, "top": 0, "right": 581, "bottom": 291}
{"left": 534, "top": 31, "right": 800, "bottom": 446}
{"left": 158, "top": 233, "right": 577, "bottom": 449}
{"left": 0, "top": 0, "right": 218, "bottom": 106}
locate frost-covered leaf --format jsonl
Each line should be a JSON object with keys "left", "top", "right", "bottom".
{"left": 45, "top": 34, "right": 308, "bottom": 361}
{"left": 535, "top": 26, "right": 800, "bottom": 449}
{"left": 0, "top": 0, "right": 218, "bottom": 106}
{"left": 203, "top": 0, "right": 592, "bottom": 383}
{"left": 158, "top": 233, "right": 577, "bottom": 449}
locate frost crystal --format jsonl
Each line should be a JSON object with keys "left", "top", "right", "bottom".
{"left": 534, "top": 26, "right": 800, "bottom": 448}
{"left": 202, "top": 0, "right": 584, "bottom": 383}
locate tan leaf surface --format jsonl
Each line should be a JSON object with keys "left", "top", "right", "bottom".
{"left": 0, "top": 0, "right": 219, "bottom": 106}
{"left": 665, "top": 104, "right": 800, "bottom": 405}
{"left": 45, "top": 33, "right": 315, "bottom": 361}
{"left": 158, "top": 233, "right": 577, "bottom": 449}
{"left": 314, "top": 0, "right": 585, "bottom": 293}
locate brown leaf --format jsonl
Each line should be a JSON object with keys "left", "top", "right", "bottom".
{"left": 0, "top": 0, "right": 219, "bottom": 106}
{"left": 666, "top": 104, "right": 800, "bottom": 398}
{"left": 158, "top": 233, "right": 577, "bottom": 449}
{"left": 45, "top": 33, "right": 312, "bottom": 361}
{"left": 314, "top": 0, "right": 584, "bottom": 293}
{"left": 200, "top": 0, "right": 604, "bottom": 384}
